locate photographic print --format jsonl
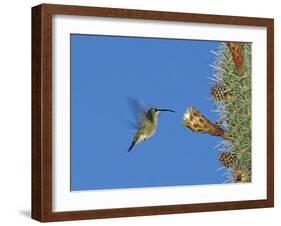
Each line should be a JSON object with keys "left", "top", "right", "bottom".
{"left": 32, "top": 4, "right": 273, "bottom": 221}
{"left": 70, "top": 34, "right": 252, "bottom": 191}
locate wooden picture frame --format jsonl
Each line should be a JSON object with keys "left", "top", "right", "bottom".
{"left": 32, "top": 3, "right": 274, "bottom": 222}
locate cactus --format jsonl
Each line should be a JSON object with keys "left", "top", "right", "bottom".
{"left": 210, "top": 42, "right": 252, "bottom": 183}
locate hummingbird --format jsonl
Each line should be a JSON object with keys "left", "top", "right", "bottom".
{"left": 127, "top": 100, "right": 175, "bottom": 152}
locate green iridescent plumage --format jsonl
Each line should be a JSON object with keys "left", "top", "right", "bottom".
{"left": 128, "top": 107, "right": 175, "bottom": 152}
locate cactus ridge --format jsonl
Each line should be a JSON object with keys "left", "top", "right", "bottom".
{"left": 211, "top": 42, "right": 252, "bottom": 183}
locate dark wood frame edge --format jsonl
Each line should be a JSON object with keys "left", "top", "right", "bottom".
{"left": 32, "top": 3, "right": 274, "bottom": 222}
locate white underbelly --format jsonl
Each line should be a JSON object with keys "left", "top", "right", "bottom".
{"left": 136, "top": 131, "right": 155, "bottom": 144}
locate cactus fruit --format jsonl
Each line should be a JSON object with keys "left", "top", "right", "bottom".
{"left": 211, "top": 84, "right": 226, "bottom": 101}
{"left": 211, "top": 84, "right": 233, "bottom": 102}
{"left": 219, "top": 152, "right": 237, "bottom": 168}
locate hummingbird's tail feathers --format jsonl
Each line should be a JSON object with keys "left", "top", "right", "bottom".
{"left": 128, "top": 141, "right": 136, "bottom": 152}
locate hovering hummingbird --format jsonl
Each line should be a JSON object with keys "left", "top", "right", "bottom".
{"left": 127, "top": 99, "right": 175, "bottom": 152}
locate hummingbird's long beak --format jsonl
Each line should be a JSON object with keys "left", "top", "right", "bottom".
{"left": 157, "top": 108, "right": 176, "bottom": 113}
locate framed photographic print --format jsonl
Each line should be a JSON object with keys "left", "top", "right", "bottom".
{"left": 32, "top": 4, "right": 274, "bottom": 222}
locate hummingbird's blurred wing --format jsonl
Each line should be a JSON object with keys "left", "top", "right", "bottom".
{"left": 127, "top": 97, "right": 147, "bottom": 127}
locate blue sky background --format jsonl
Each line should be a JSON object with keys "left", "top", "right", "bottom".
{"left": 70, "top": 34, "right": 226, "bottom": 191}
